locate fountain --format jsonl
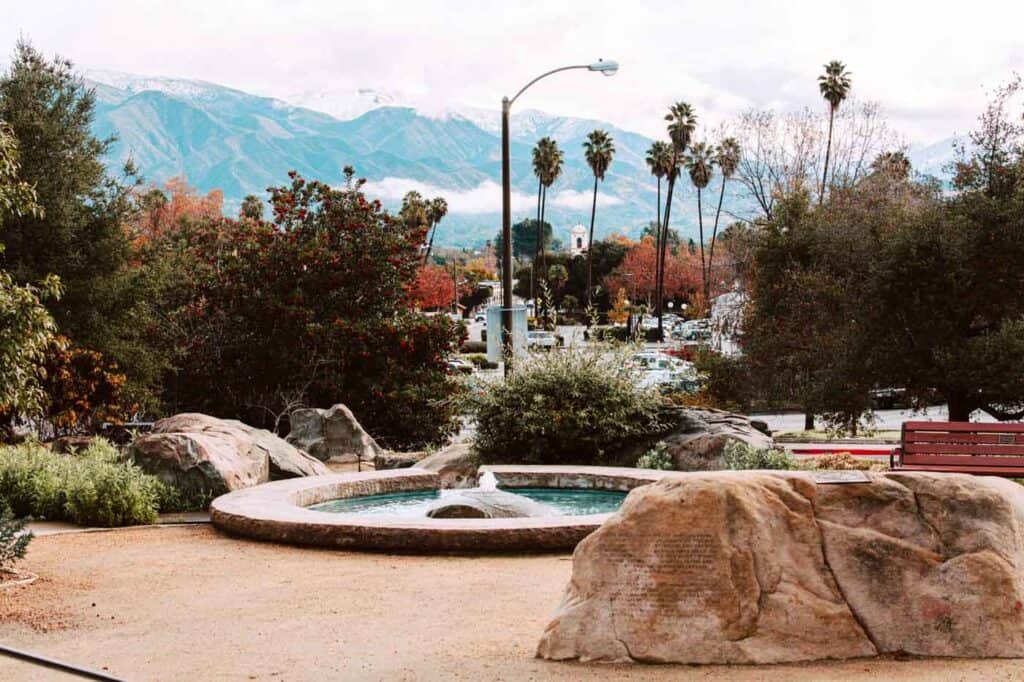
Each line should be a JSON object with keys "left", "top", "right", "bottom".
{"left": 211, "top": 465, "right": 673, "bottom": 552}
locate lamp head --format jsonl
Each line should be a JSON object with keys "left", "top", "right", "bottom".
{"left": 588, "top": 59, "right": 619, "bottom": 77}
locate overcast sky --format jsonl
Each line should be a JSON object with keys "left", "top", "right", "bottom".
{"left": 2, "top": 0, "right": 1022, "bottom": 145}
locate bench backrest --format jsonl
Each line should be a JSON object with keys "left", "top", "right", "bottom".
{"left": 901, "top": 421, "right": 1024, "bottom": 469}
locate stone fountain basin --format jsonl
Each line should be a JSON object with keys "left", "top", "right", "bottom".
{"left": 210, "top": 465, "right": 672, "bottom": 553}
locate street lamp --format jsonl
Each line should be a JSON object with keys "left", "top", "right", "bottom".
{"left": 500, "top": 59, "right": 619, "bottom": 375}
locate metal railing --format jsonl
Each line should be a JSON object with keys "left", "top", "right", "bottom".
{"left": 0, "top": 644, "right": 123, "bottom": 681}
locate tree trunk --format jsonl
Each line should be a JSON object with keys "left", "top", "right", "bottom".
{"left": 697, "top": 187, "right": 706, "bottom": 306}
{"left": 946, "top": 389, "right": 974, "bottom": 422}
{"left": 657, "top": 171, "right": 678, "bottom": 341}
{"left": 804, "top": 412, "right": 815, "bottom": 431}
{"left": 423, "top": 220, "right": 437, "bottom": 265}
{"left": 534, "top": 178, "right": 542, "bottom": 304}
{"left": 586, "top": 175, "right": 599, "bottom": 307}
{"left": 819, "top": 108, "right": 835, "bottom": 205}
{"left": 656, "top": 176, "right": 662, "bottom": 232}
{"left": 654, "top": 176, "right": 663, "bottom": 327}
{"left": 707, "top": 176, "right": 727, "bottom": 301}
{"left": 539, "top": 184, "right": 548, "bottom": 317}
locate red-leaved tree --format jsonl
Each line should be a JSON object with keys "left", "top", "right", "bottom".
{"left": 411, "top": 265, "right": 456, "bottom": 310}
{"left": 160, "top": 168, "right": 464, "bottom": 448}
{"left": 603, "top": 236, "right": 701, "bottom": 305}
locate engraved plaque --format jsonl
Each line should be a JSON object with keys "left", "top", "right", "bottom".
{"left": 600, "top": 533, "right": 720, "bottom": 614}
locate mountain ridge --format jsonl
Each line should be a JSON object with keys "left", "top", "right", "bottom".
{"left": 83, "top": 70, "right": 958, "bottom": 248}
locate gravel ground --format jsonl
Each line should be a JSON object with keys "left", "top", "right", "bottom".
{"left": 0, "top": 526, "right": 1020, "bottom": 681}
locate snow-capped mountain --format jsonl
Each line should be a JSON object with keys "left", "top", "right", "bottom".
{"left": 81, "top": 71, "right": 956, "bottom": 247}
{"left": 286, "top": 86, "right": 406, "bottom": 122}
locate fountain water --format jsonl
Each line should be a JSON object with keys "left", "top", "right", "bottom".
{"left": 425, "top": 472, "right": 556, "bottom": 519}
{"left": 477, "top": 471, "right": 498, "bottom": 491}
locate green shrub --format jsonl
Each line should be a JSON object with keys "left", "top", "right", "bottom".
{"left": 636, "top": 443, "right": 674, "bottom": 470}
{"left": 0, "top": 500, "right": 32, "bottom": 571}
{"left": 692, "top": 349, "right": 754, "bottom": 412}
{"left": 720, "top": 441, "right": 796, "bottom": 470}
{"left": 463, "top": 353, "right": 498, "bottom": 370}
{"left": 471, "top": 348, "right": 666, "bottom": 465}
{"left": 0, "top": 439, "right": 165, "bottom": 526}
{"left": 461, "top": 341, "right": 487, "bottom": 354}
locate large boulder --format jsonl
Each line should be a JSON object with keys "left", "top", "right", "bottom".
{"left": 130, "top": 413, "right": 329, "bottom": 496}
{"left": 659, "top": 408, "right": 773, "bottom": 471}
{"left": 538, "top": 470, "right": 1024, "bottom": 664}
{"left": 374, "top": 450, "right": 428, "bottom": 470}
{"left": 287, "top": 404, "right": 383, "bottom": 463}
{"left": 414, "top": 443, "right": 478, "bottom": 489}
{"left": 425, "top": 489, "right": 555, "bottom": 519}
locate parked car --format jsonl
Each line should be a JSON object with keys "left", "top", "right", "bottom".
{"left": 527, "top": 330, "right": 557, "bottom": 349}
{"left": 672, "top": 318, "right": 712, "bottom": 342}
{"left": 627, "top": 351, "right": 699, "bottom": 392}
{"left": 446, "top": 358, "right": 475, "bottom": 374}
{"left": 474, "top": 313, "right": 486, "bottom": 323}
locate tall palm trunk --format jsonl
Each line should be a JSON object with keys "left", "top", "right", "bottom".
{"left": 586, "top": 175, "right": 599, "bottom": 307}
{"left": 697, "top": 187, "right": 706, "bottom": 306}
{"left": 819, "top": 108, "right": 835, "bottom": 205}
{"left": 653, "top": 176, "right": 663, "bottom": 329}
{"left": 423, "top": 220, "right": 437, "bottom": 265}
{"left": 656, "top": 176, "right": 662, "bottom": 231}
{"left": 657, "top": 170, "right": 678, "bottom": 341}
{"left": 533, "top": 178, "right": 542, "bottom": 303}
{"left": 539, "top": 184, "right": 549, "bottom": 316}
{"left": 707, "top": 176, "right": 727, "bottom": 303}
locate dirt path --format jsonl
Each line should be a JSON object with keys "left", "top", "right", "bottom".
{"left": 0, "top": 526, "right": 1019, "bottom": 681}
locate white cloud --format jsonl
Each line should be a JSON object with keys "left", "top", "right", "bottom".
{"left": 361, "top": 177, "right": 534, "bottom": 214}
{"left": 4, "top": 0, "right": 1024, "bottom": 144}
{"left": 549, "top": 189, "right": 622, "bottom": 210}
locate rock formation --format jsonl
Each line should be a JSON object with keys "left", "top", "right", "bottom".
{"left": 538, "top": 470, "right": 1024, "bottom": 664}
{"left": 414, "top": 443, "right": 479, "bottom": 488}
{"left": 130, "top": 413, "right": 329, "bottom": 496}
{"left": 287, "top": 404, "right": 383, "bottom": 463}
{"left": 426, "top": 489, "right": 555, "bottom": 519}
{"left": 658, "top": 408, "right": 774, "bottom": 471}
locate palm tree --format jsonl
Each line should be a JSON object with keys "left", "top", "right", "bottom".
{"left": 422, "top": 197, "right": 448, "bottom": 264}
{"left": 657, "top": 102, "right": 697, "bottom": 340}
{"left": 818, "top": 60, "right": 852, "bottom": 204}
{"left": 707, "top": 137, "right": 741, "bottom": 301}
{"left": 645, "top": 141, "right": 673, "bottom": 230}
{"left": 539, "top": 139, "right": 563, "bottom": 284}
{"left": 646, "top": 141, "right": 673, "bottom": 306}
{"left": 686, "top": 142, "right": 715, "bottom": 305}
{"left": 583, "top": 129, "right": 615, "bottom": 306}
{"left": 531, "top": 138, "right": 551, "bottom": 299}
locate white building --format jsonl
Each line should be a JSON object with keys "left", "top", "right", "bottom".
{"left": 569, "top": 224, "right": 589, "bottom": 257}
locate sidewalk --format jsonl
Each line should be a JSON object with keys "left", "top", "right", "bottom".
{"left": 27, "top": 511, "right": 210, "bottom": 537}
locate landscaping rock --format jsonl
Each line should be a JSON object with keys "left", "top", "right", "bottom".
{"left": 287, "top": 404, "right": 383, "bottom": 463}
{"left": 659, "top": 408, "right": 773, "bottom": 470}
{"left": 374, "top": 450, "right": 427, "bottom": 470}
{"left": 537, "top": 470, "right": 1024, "bottom": 664}
{"left": 414, "top": 443, "right": 478, "bottom": 488}
{"left": 50, "top": 435, "right": 95, "bottom": 454}
{"left": 130, "top": 413, "right": 329, "bottom": 496}
{"left": 425, "top": 489, "right": 556, "bottom": 519}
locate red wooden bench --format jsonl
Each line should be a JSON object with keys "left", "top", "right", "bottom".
{"left": 890, "top": 421, "right": 1024, "bottom": 476}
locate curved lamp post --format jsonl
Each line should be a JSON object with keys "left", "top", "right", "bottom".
{"left": 500, "top": 59, "right": 619, "bottom": 375}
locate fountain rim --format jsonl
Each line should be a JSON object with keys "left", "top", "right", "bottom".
{"left": 210, "top": 465, "right": 674, "bottom": 553}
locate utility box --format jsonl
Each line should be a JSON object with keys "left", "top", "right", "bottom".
{"left": 486, "top": 305, "right": 527, "bottom": 364}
